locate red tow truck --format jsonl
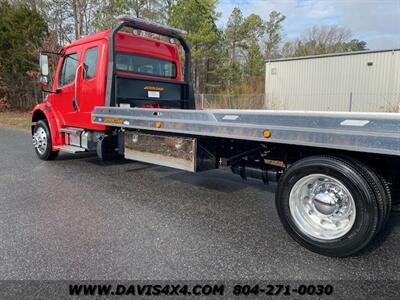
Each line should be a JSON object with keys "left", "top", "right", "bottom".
{"left": 33, "top": 16, "right": 400, "bottom": 257}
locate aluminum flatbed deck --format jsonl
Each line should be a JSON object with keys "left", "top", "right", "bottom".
{"left": 92, "top": 107, "right": 400, "bottom": 156}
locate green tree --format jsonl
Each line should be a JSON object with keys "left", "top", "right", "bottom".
{"left": 264, "top": 10, "right": 285, "bottom": 59}
{"left": 205, "top": 34, "right": 230, "bottom": 92}
{"left": 242, "top": 13, "right": 264, "bottom": 42}
{"left": 223, "top": 8, "right": 245, "bottom": 87}
{"left": 168, "top": 0, "right": 220, "bottom": 93}
{"left": 225, "top": 7, "right": 244, "bottom": 64}
{"left": 243, "top": 39, "right": 264, "bottom": 78}
{"left": 225, "top": 9, "right": 264, "bottom": 58}
{"left": 0, "top": 1, "right": 47, "bottom": 75}
{"left": 0, "top": 1, "right": 47, "bottom": 108}
{"left": 344, "top": 39, "right": 368, "bottom": 51}
{"left": 224, "top": 9, "right": 264, "bottom": 86}
{"left": 241, "top": 13, "right": 264, "bottom": 80}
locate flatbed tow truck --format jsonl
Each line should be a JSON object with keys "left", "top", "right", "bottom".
{"left": 33, "top": 16, "right": 400, "bottom": 257}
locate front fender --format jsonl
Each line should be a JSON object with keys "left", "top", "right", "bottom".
{"left": 32, "top": 103, "right": 64, "bottom": 150}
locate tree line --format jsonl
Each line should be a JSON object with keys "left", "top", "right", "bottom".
{"left": 0, "top": 0, "right": 368, "bottom": 110}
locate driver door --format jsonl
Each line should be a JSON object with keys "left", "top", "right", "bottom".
{"left": 53, "top": 46, "right": 82, "bottom": 127}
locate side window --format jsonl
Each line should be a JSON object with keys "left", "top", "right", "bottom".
{"left": 58, "top": 53, "right": 78, "bottom": 87}
{"left": 84, "top": 47, "right": 98, "bottom": 79}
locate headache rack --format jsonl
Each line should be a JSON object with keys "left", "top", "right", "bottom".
{"left": 106, "top": 16, "right": 195, "bottom": 109}
{"left": 92, "top": 107, "right": 400, "bottom": 157}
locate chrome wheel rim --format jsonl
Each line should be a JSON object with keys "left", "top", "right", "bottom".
{"left": 32, "top": 127, "right": 48, "bottom": 155}
{"left": 289, "top": 174, "right": 356, "bottom": 240}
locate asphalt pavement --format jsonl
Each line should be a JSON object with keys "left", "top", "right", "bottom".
{"left": 0, "top": 127, "right": 399, "bottom": 282}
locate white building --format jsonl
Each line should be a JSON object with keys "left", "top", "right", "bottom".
{"left": 265, "top": 49, "right": 400, "bottom": 112}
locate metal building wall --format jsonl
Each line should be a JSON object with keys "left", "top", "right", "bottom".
{"left": 265, "top": 50, "right": 400, "bottom": 112}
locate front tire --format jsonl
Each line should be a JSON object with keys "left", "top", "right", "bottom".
{"left": 275, "top": 155, "right": 386, "bottom": 257}
{"left": 32, "top": 120, "right": 59, "bottom": 160}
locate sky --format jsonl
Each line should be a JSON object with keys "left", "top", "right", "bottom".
{"left": 216, "top": 0, "right": 400, "bottom": 50}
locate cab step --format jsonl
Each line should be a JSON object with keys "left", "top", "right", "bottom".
{"left": 60, "top": 127, "right": 84, "bottom": 135}
{"left": 55, "top": 145, "right": 86, "bottom": 154}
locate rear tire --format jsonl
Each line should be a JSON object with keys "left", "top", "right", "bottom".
{"left": 344, "top": 158, "right": 391, "bottom": 230}
{"left": 32, "top": 120, "right": 59, "bottom": 160}
{"left": 275, "top": 155, "right": 387, "bottom": 257}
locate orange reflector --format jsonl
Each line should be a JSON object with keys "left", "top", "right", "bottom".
{"left": 156, "top": 121, "right": 161, "bottom": 128}
{"left": 263, "top": 130, "right": 271, "bottom": 138}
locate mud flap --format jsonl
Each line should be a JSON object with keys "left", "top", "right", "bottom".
{"left": 97, "top": 135, "right": 123, "bottom": 161}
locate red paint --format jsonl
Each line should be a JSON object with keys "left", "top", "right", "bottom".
{"left": 143, "top": 103, "right": 168, "bottom": 109}
{"left": 32, "top": 30, "right": 182, "bottom": 150}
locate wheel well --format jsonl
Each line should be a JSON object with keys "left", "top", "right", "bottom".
{"left": 267, "top": 143, "right": 400, "bottom": 204}
{"left": 31, "top": 110, "right": 47, "bottom": 133}
{"left": 219, "top": 139, "right": 400, "bottom": 204}
{"left": 32, "top": 110, "right": 47, "bottom": 123}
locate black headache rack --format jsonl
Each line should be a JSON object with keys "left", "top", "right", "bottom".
{"left": 106, "top": 16, "right": 195, "bottom": 109}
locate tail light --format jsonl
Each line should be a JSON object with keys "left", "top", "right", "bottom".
{"left": 143, "top": 104, "right": 169, "bottom": 109}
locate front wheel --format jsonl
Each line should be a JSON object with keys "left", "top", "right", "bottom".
{"left": 275, "top": 155, "right": 387, "bottom": 257}
{"left": 32, "top": 120, "right": 59, "bottom": 160}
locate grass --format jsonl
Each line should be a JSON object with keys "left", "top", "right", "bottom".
{"left": 0, "top": 111, "right": 31, "bottom": 130}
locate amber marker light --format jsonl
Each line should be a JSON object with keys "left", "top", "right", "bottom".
{"left": 263, "top": 130, "right": 271, "bottom": 138}
{"left": 156, "top": 121, "right": 161, "bottom": 128}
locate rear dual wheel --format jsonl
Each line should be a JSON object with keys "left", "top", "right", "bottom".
{"left": 275, "top": 155, "right": 391, "bottom": 257}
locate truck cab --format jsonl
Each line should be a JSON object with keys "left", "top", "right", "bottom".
{"left": 32, "top": 16, "right": 194, "bottom": 159}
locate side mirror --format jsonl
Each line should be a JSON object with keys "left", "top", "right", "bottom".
{"left": 39, "top": 53, "right": 49, "bottom": 87}
{"left": 39, "top": 75, "right": 49, "bottom": 87}
{"left": 40, "top": 53, "right": 49, "bottom": 76}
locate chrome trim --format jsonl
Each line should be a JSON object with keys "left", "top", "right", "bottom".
{"left": 289, "top": 174, "right": 356, "bottom": 240}
{"left": 32, "top": 127, "right": 48, "bottom": 155}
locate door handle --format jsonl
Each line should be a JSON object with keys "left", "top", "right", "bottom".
{"left": 72, "top": 96, "right": 78, "bottom": 111}
{"left": 74, "top": 64, "right": 83, "bottom": 111}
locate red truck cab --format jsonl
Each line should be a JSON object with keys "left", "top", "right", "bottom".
{"left": 32, "top": 16, "right": 194, "bottom": 160}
